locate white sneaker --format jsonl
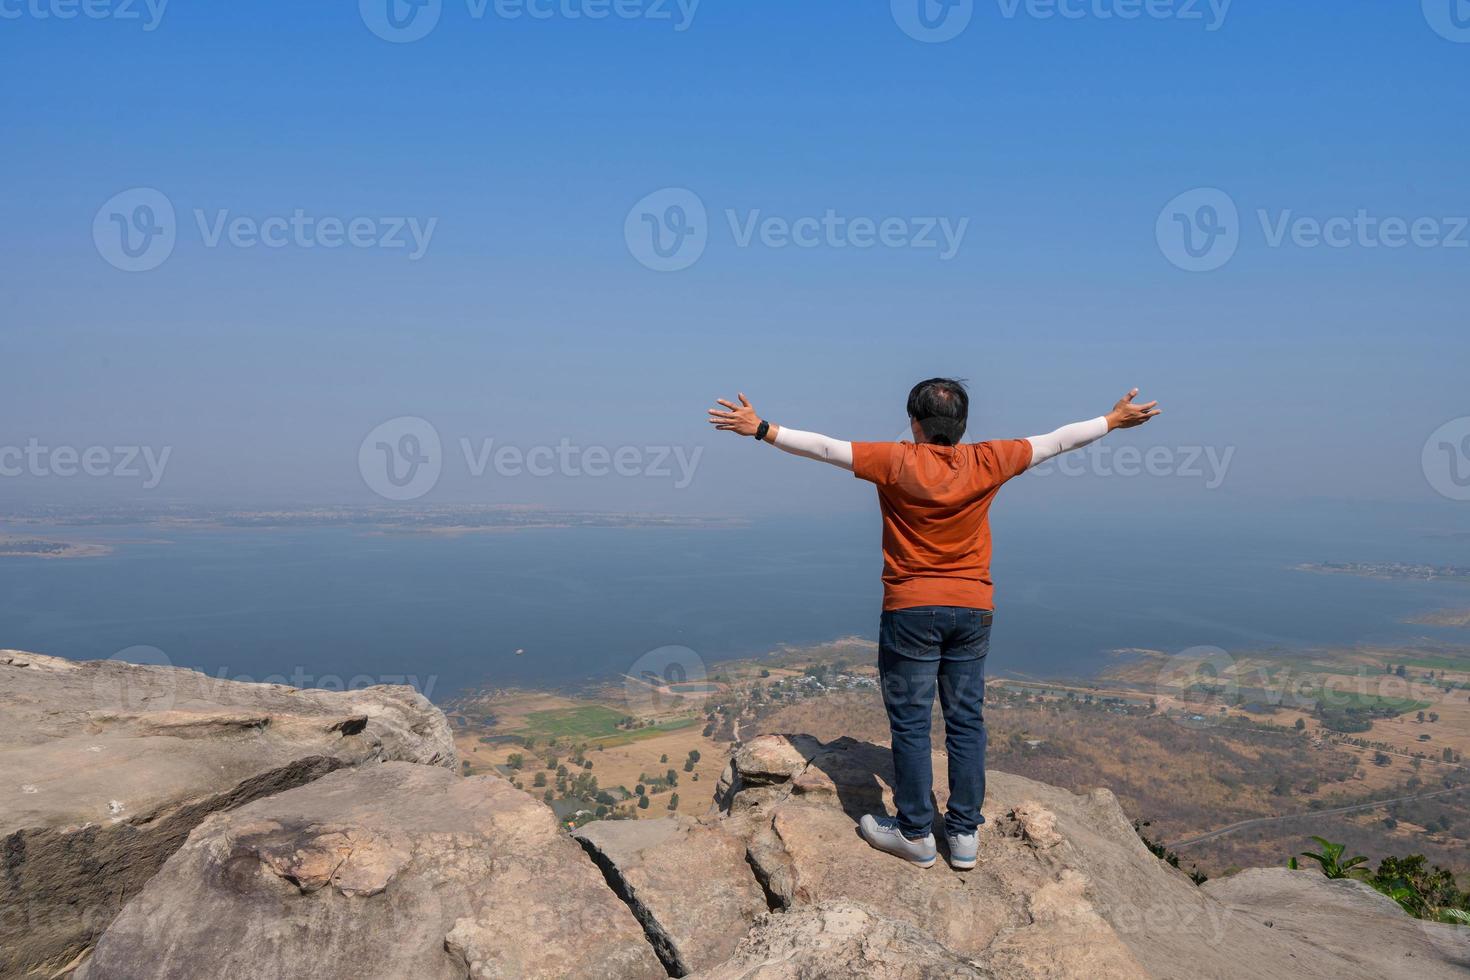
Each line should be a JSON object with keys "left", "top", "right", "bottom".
{"left": 859, "top": 814, "right": 936, "bottom": 868}
{"left": 946, "top": 830, "right": 978, "bottom": 870}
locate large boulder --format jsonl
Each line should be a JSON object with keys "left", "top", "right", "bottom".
{"left": 1204, "top": 867, "right": 1470, "bottom": 979}
{"left": 77, "top": 762, "right": 665, "bottom": 980}
{"left": 574, "top": 815, "right": 770, "bottom": 975}
{"left": 710, "top": 734, "right": 1462, "bottom": 980}
{"left": 31, "top": 715, "right": 1470, "bottom": 980}
{"left": 0, "top": 650, "right": 455, "bottom": 977}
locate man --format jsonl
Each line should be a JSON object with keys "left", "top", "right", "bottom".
{"left": 707, "top": 379, "right": 1159, "bottom": 870}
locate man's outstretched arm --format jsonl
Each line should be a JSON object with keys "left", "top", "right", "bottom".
{"left": 707, "top": 393, "right": 854, "bottom": 470}
{"left": 1025, "top": 388, "right": 1161, "bottom": 469}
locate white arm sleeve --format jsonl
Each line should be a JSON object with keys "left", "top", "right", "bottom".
{"left": 1025, "top": 416, "right": 1109, "bottom": 469}
{"left": 772, "top": 426, "right": 854, "bottom": 471}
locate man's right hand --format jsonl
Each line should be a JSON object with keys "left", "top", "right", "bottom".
{"left": 1106, "top": 389, "right": 1161, "bottom": 430}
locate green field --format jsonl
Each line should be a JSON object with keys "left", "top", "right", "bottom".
{"left": 1392, "top": 656, "right": 1470, "bottom": 672}
{"left": 1312, "top": 689, "right": 1432, "bottom": 715}
{"left": 517, "top": 704, "right": 699, "bottom": 746}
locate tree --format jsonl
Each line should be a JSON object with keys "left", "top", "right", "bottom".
{"left": 1294, "top": 718, "right": 1306, "bottom": 731}
{"left": 507, "top": 753, "right": 524, "bottom": 770}
{"left": 533, "top": 771, "right": 547, "bottom": 788}
{"left": 1417, "top": 711, "right": 1426, "bottom": 723}
{"left": 543, "top": 790, "right": 554, "bottom": 803}
{"left": 668, "top": 793, "right": 680, "bottom": 811}
{"left": 635, "top": 783, "right": 645, "bottom": 796}
{"left": 637, "top": 795, "right": 650, "bottom": 810}
{"left": 660, "top": 754, "right": 668, "bottom": 763}
{"left": 666, "top": 768, "right": 678, "bottom": 786}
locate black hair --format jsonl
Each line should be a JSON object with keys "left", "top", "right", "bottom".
{"left": 906, "top": 378, "right": 969, "bottom": 446}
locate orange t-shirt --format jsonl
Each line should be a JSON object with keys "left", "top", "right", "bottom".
{"left": 851, "top": 439, "right": 1033, "bottom": 611}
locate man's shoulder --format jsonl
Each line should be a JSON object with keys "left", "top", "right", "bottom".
{"left": 851, "top": 441, "right": 911, "bottom": 484}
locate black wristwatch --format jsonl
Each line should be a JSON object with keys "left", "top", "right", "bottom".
{"left": 754, "top": 420, "right": 770, "bottom": 442}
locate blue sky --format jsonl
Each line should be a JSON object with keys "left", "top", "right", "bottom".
{"left": 2, "top": 0, "right": 1468, "bottom": 516}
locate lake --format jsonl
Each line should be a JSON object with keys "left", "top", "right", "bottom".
{"left": 2, "top": 502, "right": 1468, "bottom": 701}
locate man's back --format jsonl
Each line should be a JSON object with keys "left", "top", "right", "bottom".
{"left": 852, "top": 439, "right": 1033, "bottom": 612}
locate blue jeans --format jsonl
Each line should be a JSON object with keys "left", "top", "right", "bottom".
{"left": 878, "top": 606, "right": 991, "bottom": 839}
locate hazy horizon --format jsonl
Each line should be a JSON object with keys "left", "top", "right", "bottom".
{"left": 5, "top": 1, "right": 1468, "bottom": 519}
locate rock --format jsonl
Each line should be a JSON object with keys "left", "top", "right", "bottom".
{"left": 0, "top": 650, "right": 455, "bottom": 978}
{"left": 712, "top": 734, "right": 1455, "bottom": 980}
{"left": 1203, "top": 867, "right": 1470, "bottom": 980}
{"left": 574, "top": 815, "right": 770, "bottom": 975}
{"left": 999, "top": 801, "right": 1062, "bottom": 849}
{"left": 24, "top": 706, "right": 1468, "bottom": 980}
{"left": 78, "top": 762, "right": 664, "bottom": 980}
{"left": 687, "top": 901, "right": 988, "bottom": 980}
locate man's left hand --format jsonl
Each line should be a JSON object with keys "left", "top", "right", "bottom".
{"left": 708, "top": 393, "right": 761, "bottom": 437}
